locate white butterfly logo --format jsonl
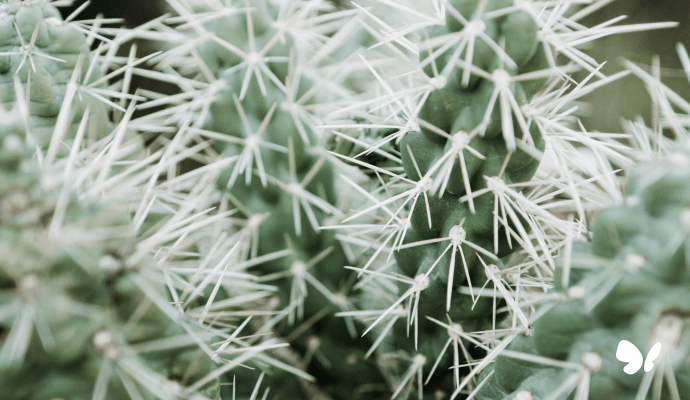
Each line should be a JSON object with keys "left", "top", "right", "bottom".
{"left": 616, "top": 340, "right": 662, "bottom": 374}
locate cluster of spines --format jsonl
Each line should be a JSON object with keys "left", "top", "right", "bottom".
{"left": 0, "top": 2, "right": 238, "bottom": 399}
{"left": 321, "top": 0, "right": 681, "bottom": 399}
{"left": 2, "top": 1, "right": 686, "bottom": 399}
{"left": 476, "top": 138, "right": 690, "bottom": 400}
{"left": 473, "top": 43, "right": 690, "bottom": 400}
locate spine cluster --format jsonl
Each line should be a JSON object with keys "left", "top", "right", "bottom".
{"left": 157, "top": 1, "right": 390, "bottom": 398}
{"left": 1, "top": 0, "right": 688, "bottom": 399}
{"left": 477, "top": 139, "right": 690, "bottom": 399}
{"left": 0, "top": 3, "right": 220, "bottom": 399}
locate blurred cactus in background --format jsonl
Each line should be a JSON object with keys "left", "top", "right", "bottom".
{"left": 0, "top": 1, "right": 112, "bottom": 148}
{"left": 2, "top": 0, "right": 690, "bottom": 399}
{"left": 0, "top": 1, "right": 240, "bottom": 399}
{"left": 0, "top": 125, "right": 222, "bottom": 399}
{"left": 476, "top": 140, "right": 690, "bottom": 400}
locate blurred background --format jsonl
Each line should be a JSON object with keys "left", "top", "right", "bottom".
{"left": 576, "top": 0, "right": 690, "bottom": 133}
{"left": 57, "top": 0, "right": 690, "bottom": 133}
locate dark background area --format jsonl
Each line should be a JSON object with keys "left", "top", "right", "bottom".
{"left": 57, "top": 0, "right": 174, "bottom": 123}
{"left": 58, "top": 0, "right": 166, "bottom": 27}
{"left": 577, "top": 0, "right": 690, "bottom": 133}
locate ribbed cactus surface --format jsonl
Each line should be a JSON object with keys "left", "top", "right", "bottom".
{"left": 396, "top": 0, "right": 547, "bottom": 322}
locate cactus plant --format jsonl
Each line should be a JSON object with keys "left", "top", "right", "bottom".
{"left": 336, "top": 1, "right": 554, "bottom": 395}
{"left": 2, "top": 0, "right": 688, "bottom": 399}
{"left": 469, "top": 42, "right": 690, "bottom": 400}
{"left": 0, "top": 2, "right": 231, "bottom": 399}
{"left": 0, "top": 98, "right": 222, "bottom": 400}
{"left": 474, "top": 137, "right": 690, "bottom": 399}
{"left": 0, "top": 148, "right": 222, "bottom": 400}
{"left": 0, "top": 0, "right": 116, "bottom": 148}
{"left": 133, "top": 1, "right": 401, "bottom": 398}
{"left": 322, "top": 0, "right": 679, "bottom": 399}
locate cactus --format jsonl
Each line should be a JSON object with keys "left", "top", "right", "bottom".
{"left": 0, "top": 154, "right": 222, "bottom": 400}
{"left": 0, "top": 2, "right": 229, "bottom": 399}
{"left": 474, "top": 136, "right": 690, "bottom": 399}
{"left": 2, "top": 0, "right": 688, "bottom": 399}
{"left": 0, "top": 96, "right": 222, "bottom": 400}
{"left": 471, "top": 42, "right": 690, "bottom": 400}
{"left": 322, "top": 0, "right": 679, "bottom": 399}
{"left": 138, "top": 1, "right": 399, "bottom": 398}
{"left": 0, "top": 0, "right": 115, "bottom": 149}
{"left": 395, "top": 0, "right": 548, "bottom": 322}
{"left": 373, "top": 0, "right": 551, "bottom": 394}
